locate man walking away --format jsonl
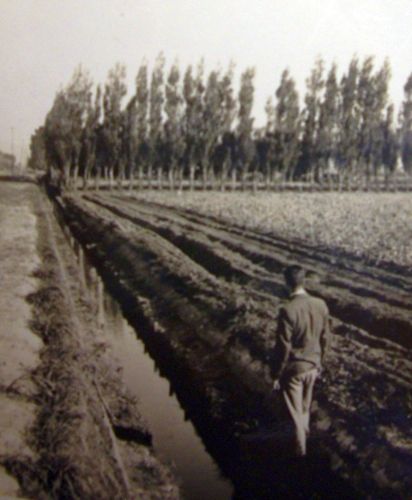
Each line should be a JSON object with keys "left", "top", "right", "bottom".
{"left": 271, "top": 265, "right": 330, "bottom": 456}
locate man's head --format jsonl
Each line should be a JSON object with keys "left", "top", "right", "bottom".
{"left": 283, "top": 265, "right": 306, "bottom": 291}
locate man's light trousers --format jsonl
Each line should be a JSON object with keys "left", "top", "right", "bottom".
{"left": 282, "top": 368, "right": 318, "bottom": 456}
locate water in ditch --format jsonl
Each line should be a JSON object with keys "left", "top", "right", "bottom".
{"left": 71, "top": 238, "right": 233, "bottom": 500}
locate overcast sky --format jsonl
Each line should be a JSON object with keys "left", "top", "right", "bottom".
{"left": 1, "top": 0, "right": 412, "bottom": 163}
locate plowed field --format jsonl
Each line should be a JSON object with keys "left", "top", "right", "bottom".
{"left": 59, "top": 191, "right": 412, "bottom": 499}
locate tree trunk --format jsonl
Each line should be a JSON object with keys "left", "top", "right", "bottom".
{"left": 252, "top": 171, "right": 258, "bottom": 194}
{"left": 384, "top": 169, "right": 390, "bottom": 191}
{"left": 168, "top": 167, "right": 175, "bottom": 191}
{"left": 157, "top": 166, "right": 163, "bottom": 190}
{"left": 178, "top": 168, "right": 184, "bottom": 193}
{"left": 265, "top": 172, "right": 271, "bottom": 191}
{"left": 117, "top": 162, "right": 124, "bottom": 191}
{"left": 63, "top": 162, "right": 71, "bottom": 190}
{"left": 220, "top": 168, "right": 227, "bottom": 192}
{"left": 241, "top": 169, "right": 248, "bottom": 191}
{"left": 347, "top": 161, "right": 354, "bottom": 191}
{"left": 148, "top": 164, "right": 153, "bottom": 190}
{"left": 109, "top": 167, "right": 114, "bottom": 191}
{"left": 337, "top": 172, "right": 342, "bottom": 192}
{"left": 138, "top": 164, "right": 144, "bottom": 191}
{"left": 365, "top": 160, "right": 371, "bottom": 191}
{"left": 202, "top": 162, "right": 208, "bottom": 191}
{"left": 94, "top": 168, "right": 100, "bottom": 191}
{"left": 128, "top": 161, "right": 134, "bottom": 191}
{"left": 189, "top": 165, "right": 195, "bottom": 192}
{"left": 83, "top": 164, "right": 90, "bottom": 191}
{"left": 72, "top": 164, "right": 79, "bottom": 191}
{"left": 213, "top": 171, "right": 220, "bottom": 191}
{"left": 309, "top": 168, "right": 315, "bottom": 192}
{"left": 327, "top": 166, "right": 332, "bottom": 191}
{"left": 231, "top": 169, "right": 237, "bottom": 191}
{"left": 280, "top": 171, "right": 287, "bottom": 191}
{"left": 103, "top": 166, "right": 108, "bottom": 189}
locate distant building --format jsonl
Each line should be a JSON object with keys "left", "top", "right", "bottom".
{"left": 0, "top": 151, "right": 15, "bottom": 174}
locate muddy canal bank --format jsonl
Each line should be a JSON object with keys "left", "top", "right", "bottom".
{"left": 0, "top": 181, "right": 179, "bottom": 499}
{"left": 70, "top": 241, "right": 233, "bottom": 499}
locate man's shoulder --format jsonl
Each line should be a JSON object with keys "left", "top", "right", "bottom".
{"left": 308, "top": 294, "right": 328, "bottom": 309}
{"left": 285, "top": 293, "right": 328, "bottom": 314}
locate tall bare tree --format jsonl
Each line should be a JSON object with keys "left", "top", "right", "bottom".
{"left": 399, "top": 72, "right": 412, "bottom": 173}
{"left": 102, "top": 63, "right": 127, "bottom": 189}
{"left": 149, "top": 54, "right": 165, "bottom": 188}
{"left": 357, "top": 57, "right": 391, "bottom": 185}
{"left": 263, "top": 97, "right": 276, "bottom": 187}
{"left": 199, "top": 68, "right": 222, "bottom": 188}
{"left": 28, "top": 126, "right": 46, "bottom": 172}
{"left": 217, "top": 63, "right": 237, "bottom": 189}
{"left": 135, "top": 62, "right": 149, "bottom": 187}
{"left": 273, "top": 69, "right": 301, "bottom": 182}
{"left": 337, "top": 56, "right": 360, "bottom": 186}
{"left": 298, "top": 58, "right": 324, "bottom": 183}
{"left": 164, "top": 61, "right": 185, "bottom": 189}
{"left": 44, "top": 91, "right": 69, "bottom": 186}
{"left": 381, "top": 104, "right": 398, "bottom": 185}
{"left": 317, "top": 63, "right": 340, "bottom": 184}
{"left": 122, "top": 95, "right": 138, "bottom": 189}
{"left": 81, "top": 85, "right": 101, "bottom": 189}
{"left": 67, "top": 67, "right": 93, "bottom": 189}
{"left": 236, "top": 67, "right": 256, "bottom": 190}
{"left": 182, "top": 64, "right": 196, "bottom": 189}
{"left": 44, "top": 66, "right": 92, "bottom": 189}
{"left": 182, "top": 61, "right": 205, "bottom": 190}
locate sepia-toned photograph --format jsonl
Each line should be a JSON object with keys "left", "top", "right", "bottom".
{"left": 1, "top": 1, "right": 411, "bottom": 498}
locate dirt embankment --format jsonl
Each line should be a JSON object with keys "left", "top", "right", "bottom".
{"left": 0, "top": 182, "right": 179, "bottom": 499}
{"left": 58, "top": 192, "right": 412, "bottom": 498}
{"left": 0, "top": 182, "right": 42, "bottom": 498}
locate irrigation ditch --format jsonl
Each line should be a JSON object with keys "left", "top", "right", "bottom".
{"left": 58, "top": 217, "right": 234, "bottom": 500}
{"left": 1, "top": 182, "right": 180, "bottom": 499}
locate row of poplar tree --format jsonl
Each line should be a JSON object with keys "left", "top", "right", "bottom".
{"left": 29, "top": 54, "right": 412, "bottom": 190}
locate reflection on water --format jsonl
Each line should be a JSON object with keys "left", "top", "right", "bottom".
{"left": 72, "top": 240, "right": 233, "bottom": 500}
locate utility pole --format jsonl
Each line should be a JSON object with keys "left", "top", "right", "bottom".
{"left": 10, "top": 127, "right": 14, "bottom": 156}
{"left": 20, "top": 142, "right": 25, "bottom": 172}
{"left": 10, "top": 127, "right": 15, "bottom": 172}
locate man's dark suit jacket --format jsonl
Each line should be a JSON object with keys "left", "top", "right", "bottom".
{"left": 272, "top": 290, "right": 330, "bottom": 380}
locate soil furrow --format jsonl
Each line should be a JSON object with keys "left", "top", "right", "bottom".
{"left": 126, "top": 196, "right": 412, "bottom": 303}
{"left": 123, "top": 195, "right": 412, "bottom": 293}
{"left": 102, "top": 194, "right": 408, "bottom": 300}
{"left": 85, "top": 194, "right": 412, "bottom": 349}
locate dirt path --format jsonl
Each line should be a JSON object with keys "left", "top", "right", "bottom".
{"left": 60, "top": 191, "right": 412, "bottom": 498}
{"left": 0, "top": 182, "right": 42, "bottom": 498}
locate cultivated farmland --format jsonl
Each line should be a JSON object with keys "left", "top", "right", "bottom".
{"left": 57, "top": 189, "right": 412, "bottom": 498}
{"left": 129, "top": 191, "right": 412, "bottom": 268}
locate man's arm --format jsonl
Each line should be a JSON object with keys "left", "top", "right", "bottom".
{"left": 320, "top": 304, "right": 331, "bottom": 365}
{"left": 271, "top": 307, "right": 293, "bottom": 381}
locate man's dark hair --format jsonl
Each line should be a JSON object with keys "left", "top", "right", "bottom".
{"left": 284, "top": 265, "right": 306, "bottom": 289}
